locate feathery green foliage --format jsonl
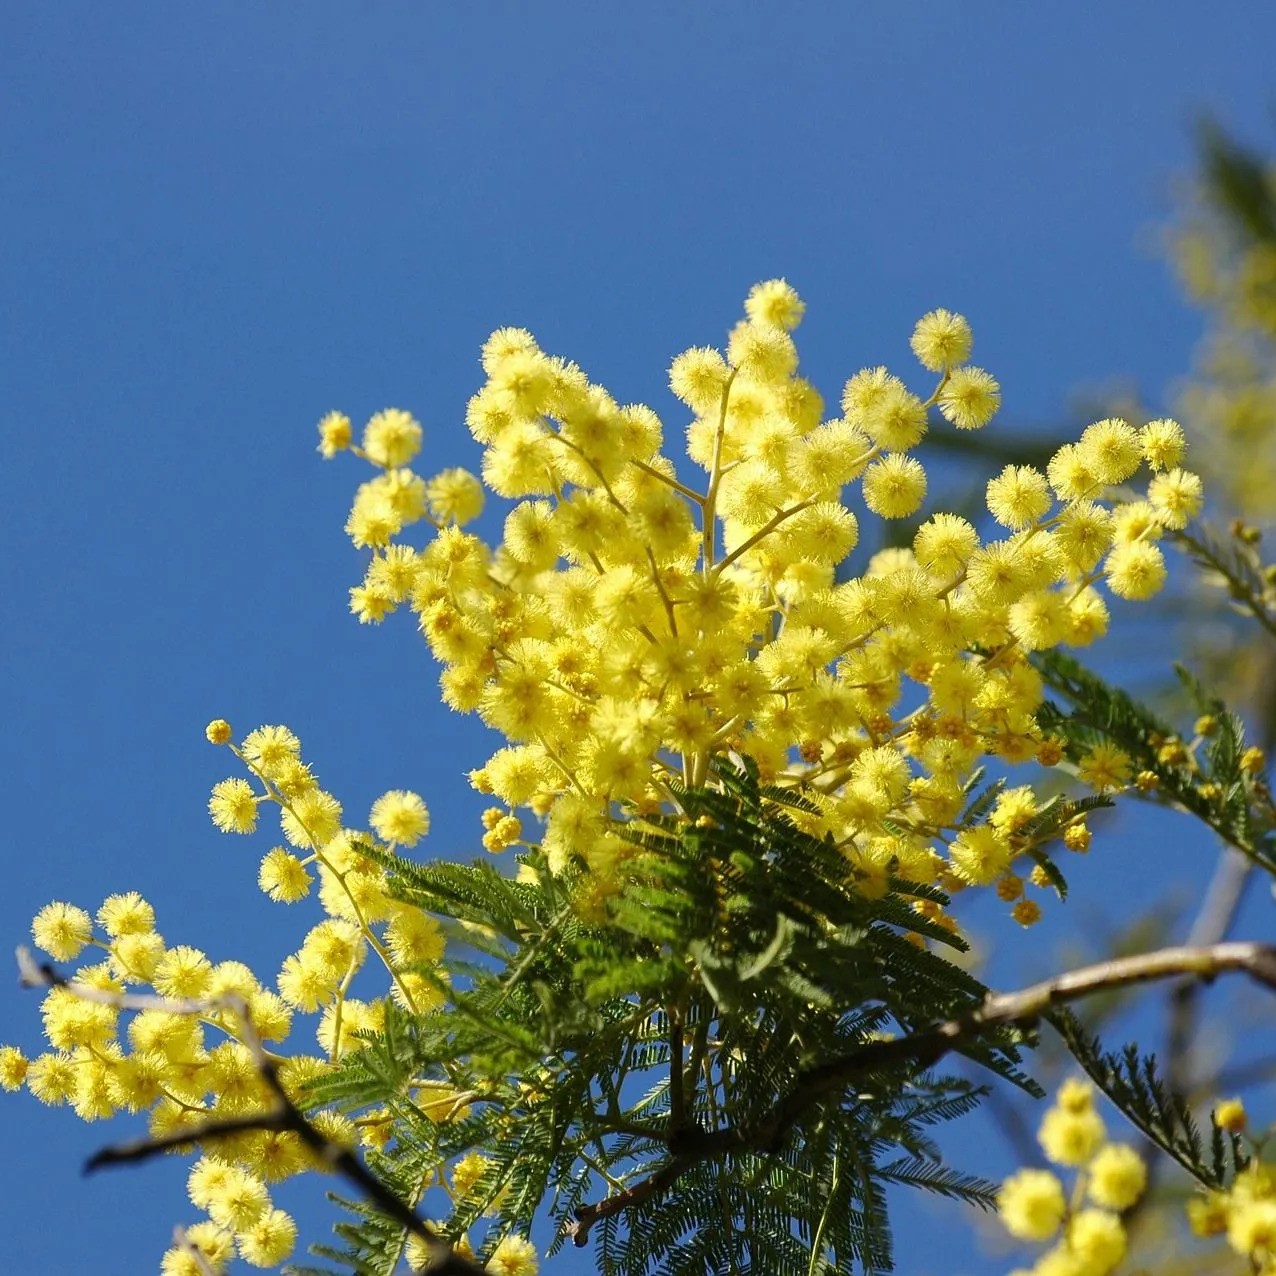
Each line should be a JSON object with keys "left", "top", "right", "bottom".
{"left": 1048, "top": 1008, "right": 1249, "bottom": 1189}
{"left": 300, "top": 760, "right": 1034, "bottom": 1274}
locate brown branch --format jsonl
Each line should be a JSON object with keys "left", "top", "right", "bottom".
{"left": 17, "top": 948, "right": 488, "bottom": 1276}
{"left": 564, "top": 1154, "right": 694, "bottom": 1247}
{"left": 667, "top": 1010, "right": 686, "bottom": 1137}
{"left": 568, "top": 941, "right": 1276, "bottom": 1246}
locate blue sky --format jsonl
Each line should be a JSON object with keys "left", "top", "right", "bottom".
{"left": 4, "top": 5, "right": 1276, "bottom": 1273}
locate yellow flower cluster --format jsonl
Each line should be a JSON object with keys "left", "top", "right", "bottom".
{"left": 2, "top": 720, "right": 517, "bottom": 1273}
{"left": 999, "top": 1079, "right": 1146, "bottom": 1276}
{"left": 325, "top": 281, "right": 1199, "bottom": 924}
{"left": 205, "top": 722, "right": 451, "bottom": 1024}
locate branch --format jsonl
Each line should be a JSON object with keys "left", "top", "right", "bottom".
{"left": 564, "top": 1154, "right": 694, "bottom": 1246}
{"left": 569, "top": 941, "right": 1276, "bottom": 1246}
{"left": 17, "top": 948, "right": 488, "bottom": 1276}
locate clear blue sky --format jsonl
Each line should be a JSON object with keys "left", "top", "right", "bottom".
{"left": 4, "top": 5, "right": 1276, "bottom": 1273}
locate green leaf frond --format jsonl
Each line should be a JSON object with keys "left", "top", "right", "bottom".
{"left": 1049, "top": 1007, "right": 1249, "bottom": 1189}
{"left": 1035, "top": 649, "right": 1276, "bottom": 873}
{"left": 305, "top": 758, "right": 1040, "bottom": 1274}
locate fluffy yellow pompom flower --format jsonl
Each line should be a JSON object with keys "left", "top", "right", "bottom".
{"left": 483, "top": 813, "right": 523, "bottom": 853}
{"left": 0, "top": 1045, "right": 29, "bottom": 1090}
{"left": 153, "top": 945, "right": 213, "bottom": 998}
{"left": 782, "top": 502, "right": 860, "bottom": 564}
{"left": 1068, "top": 1208, "right": 1127, "bottom": 1270}
{"left": 1056, "top": 1077, "right": 1094, "bottom": 1112}
{"left": 209, "top": 777, "right": 260, "bottom": 834}
{"left": 726, "top": 320, "right": 798, "bottom": 386}
{"left": 1078, "top": 743, "right": 1132, "bottom": 791}
{"left": 669, "top": 346, "right": 730, "bottom": 415}
{"left": 161, "top": 1226, "right": 233, "bottom": 1276}
{"left": 859, "top": 383, "right": 928, "bottom": 452}
{"left": 406, "top": 1232, "right": 476, "bottom": 1270}
{"left": 450, "top": 1151, "right": 493, "bottom": 1199}
{"left": 316, "top": 410, "right": 353, "bottom": 459}
{"left": 97, "top": 890, "right": 155, "bottom": 936}
{"left": 999, "top": 1168, "right": 1066, "bottom": 1241}
{"left": 370, "top": 790, "right": 431, "bottom": 846}
{"left": 280, "top": 788, "right": 342, "bottom": 849}
{"left": 425, "top": 467, "right": 485, "bottom": 525}
{"left": 349, "top": 581, "right": 395, "bottom": 625}
{"left": 1140, "top": 417, "right": 1187, "bottom": 471}
{"left": 1039, "top": 1104, "right": 1106, "bottom": 1166}
{"left": 489, "top": 349, "right": 556, "bottom": 416}
{"left": 317, "top": 996, "right": 384, "bottom": 1057}
{"left": 240, "top": 724, "right": 302, "bottom": 779}
{"left": 1008, "top": 590, "right": 1070, "bottom": 651}
{"left": 481, "top": 325, "right": 539, "bottom": 376}
{"left": 1104, "top": 541, "right": 1167, "bottom": 600}
{"left": 188, "top": 1159, "right": 235, "bottom": 1209}
{"left": 487, "top": 1234, "right": 540, "bottom": 1276}
{"left": 206, "top": 1166, "right": 271, "bottom": 1233}
{"left": 362, "top": 407, "right": 423, "bottom": 468}
{"left": 744, "top": 277, "right": 806, "bottom": 330}
{"left": 385, "top": 907, "right": 446, "bottom": 966}
{"left": 910, "top": 308, "right": 973, "bottom": 371}
{"left": 1087, "top": 1143, "right": 1147, "bottom": 1210}
{"left": 914, "top": 513, "right": 979, "bottom": 578}
{"left": 841, "top": 366, "right": 900, "bottom": 426}
{"left": 1147, "top": 467, "right": 1204, "bottom": 529}
{"left": 25, "top": 1052, "right": 77, "bottom": 1105}
{"left": 986, "top": 464, "right": 1052, "bottom": 530}
{"left": 237, "top": 1208, "right": 297, "bottom": 1266}
{"left": 947, "top": 824, "right": 1014, "bottom": 885}
{"left": 938, "top": 366, "right": 1000, "bottom": 429}
{"left": 205, "top": 718, "right": 232, "bottom": 745}
{"left": 1047, "top": 442, "right": 1101, "bottom": 501}
{"left": 862, "top": 454, "right": 927, "bottom": 518}
{"left": 31, "top": 901, "right": 93, "bottom": 961}
{"left": 1080, "top": 418, "right": 1143, "bottom": 484}
{"left": 1056, "top": 502, "right": 1114, "bottom": 572}
{"left": 258, "top": 847, "right": 312, "bottom": 902}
